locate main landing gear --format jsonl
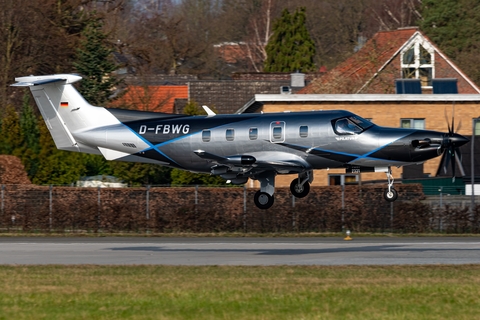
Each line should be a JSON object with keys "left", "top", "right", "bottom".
{"left": 254, "top": 171, "right": 313, "bottom": 209}
{"left": 383, "top": 167, "right": 398, "bottom": 202}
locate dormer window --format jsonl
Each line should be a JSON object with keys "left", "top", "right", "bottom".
{"left": 401, "top": 38, "right": 434, "bottom": 88}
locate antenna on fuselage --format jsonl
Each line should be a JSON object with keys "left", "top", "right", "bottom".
{"left": 202, "top": 105, "right": 216, "bottom": 116}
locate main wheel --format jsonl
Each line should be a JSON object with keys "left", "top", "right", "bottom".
{"left": 254, "top": 191, "right": 275, "bottom": 209}
{"left": 383, "top": 188, "right": 398, "bottom": 202}
{"left": 290, "top": 178, "right": 310, "bottom": 198}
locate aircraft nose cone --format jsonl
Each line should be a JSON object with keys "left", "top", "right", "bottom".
{"left": 449, "top": 133, "right": 469, "bottom": 147}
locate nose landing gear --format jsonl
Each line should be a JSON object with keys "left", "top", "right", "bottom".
{"left": 383, "top": 167, "right": 398, "bottom": 202}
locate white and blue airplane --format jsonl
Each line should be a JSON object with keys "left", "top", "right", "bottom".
{"left": 12, "top": 74, "right": 469, "bottom": 209}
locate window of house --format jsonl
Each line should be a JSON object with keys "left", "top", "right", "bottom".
{"left": 400, "top": 38, "right": 434, "bottom": 87}
{"left": 329, "top": 174, "right": 358, "bottom": 186}
{"left": 226, "top": 128, "right": 234, "bottom": 141}
{"left": 474, "top": 120, "right": 480, "bottom": 135}
{"left": 249, "top": 127, "right": 258, "bottom": 140}
{"left": 299, "top": 125, "right": 308, "bottom": 138}
{"left": 202, "top": 130, "right": 211, "bottom": 142}
{"left": 401, "top": 119, "right": 425, "bottom": 129}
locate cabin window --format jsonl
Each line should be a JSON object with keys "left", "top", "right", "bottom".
{"left": 299, "top": 126, "right": 308, "bottom": 138}
{"left": 202, "top": 130, "right": 211, "bottom": 142}
{"left": 401, "top": 119, "right": 425, "bottom": 129}
{"left": 272, "top": 126, "right": 282, "bottom": 140}
{"left": 400, "top": 38, "right": 434, "bottom": 88}
{"left": 249, "top": 127, "right": 258, "bottom": 140}
{"left": 226, "top": 128, "right": 234, "bottom": 141}
{"left": 334, "top": 118, "right": 362, "bottom": 135}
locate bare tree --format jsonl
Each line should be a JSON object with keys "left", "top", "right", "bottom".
{"left": 241, "top": 0, "right": 276, "bottom": 72}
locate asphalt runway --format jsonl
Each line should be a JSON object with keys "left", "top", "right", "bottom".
{"left": 0, "top": 237, "right": 480, "bottom": 266}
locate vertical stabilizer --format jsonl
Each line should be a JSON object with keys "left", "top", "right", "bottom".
{"left": 12, "top": 74, "right": 121, "bottom": 154}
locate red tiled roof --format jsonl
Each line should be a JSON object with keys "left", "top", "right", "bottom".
{"left": 110, "top": 85, "right": 188, "bottom": 113}
{"left": 301, "top": 28, "right": 419, "bottom": 94}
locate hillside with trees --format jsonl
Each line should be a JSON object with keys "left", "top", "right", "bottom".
{"left": 2, "top": 0, "right": 479, "bottom": 186}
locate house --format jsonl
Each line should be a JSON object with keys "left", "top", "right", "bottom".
{"left": 109, "top": 74, "right": 194, "bottom": 113}
{"left": 238, "top": 27, "right": 480, "bottom": 189}
{"left": 300, "top": 27, "right": 480, "bottom": 95}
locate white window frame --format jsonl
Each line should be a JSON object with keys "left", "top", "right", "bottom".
{"left": 401, "top": 118, "right": 425, "bottom": 129}
{"left": 400, "top": 37, "right": 435, "bottom": 88}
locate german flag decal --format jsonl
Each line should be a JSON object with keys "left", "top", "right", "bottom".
{"left": 60, "top": 102, "right": 68, "bottom": 107}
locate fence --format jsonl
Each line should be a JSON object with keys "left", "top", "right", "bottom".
{"left": 1, "top": 183, "right": 480, "bottom": 234}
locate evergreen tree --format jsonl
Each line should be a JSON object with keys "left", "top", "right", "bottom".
{"left": 0, "top": 106, "right": 24, "bottom": 157}
{"left": 264, "top": 7, "right": 316, "bottom": 72}
{"left": 19, "top": 93, "right": 40, "bottom": 178}
{"left": 420, "top": 0, "right": 480, "bottom": 84}
{"left": 33, "top": 121, "right": 86, "bottom": 185}
{"left": 73, "top": 18, "right": 119, "bottom": 106}
{"left": 73, "top": 16, "right": 121, "bottom": 180}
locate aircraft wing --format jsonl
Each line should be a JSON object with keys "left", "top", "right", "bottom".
{"left": 193, "top": 149, "right": 309, "bottom": 175}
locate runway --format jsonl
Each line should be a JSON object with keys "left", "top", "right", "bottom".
{"left": 1, "top": 237, "right": 480, "bottom": 266}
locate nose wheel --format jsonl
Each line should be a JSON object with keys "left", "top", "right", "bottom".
{"left": 384, "top": 167, "right": 398, "bottom": 202}
{"left": 254, "top": 191, "right": 274, "bottom": 209}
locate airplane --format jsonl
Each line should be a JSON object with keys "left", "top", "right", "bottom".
{"left": 12, "top": 74, "right": 469, "bottom": 209}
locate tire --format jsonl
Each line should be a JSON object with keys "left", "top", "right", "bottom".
{"left": 383, "top": 188, "right": 398, "bottom": 202}
{"left": 290, "top": 178, "right": 310, "bottom": 198}
{"left": 254, "top": 191, "right": 275, "bottom": 209}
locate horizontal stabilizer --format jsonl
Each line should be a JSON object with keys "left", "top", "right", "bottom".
{"left": 11, "top": 74, "right": 82, "bottom": 87}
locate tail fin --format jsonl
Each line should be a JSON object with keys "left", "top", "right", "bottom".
{"left": 12, "top": 74, "right": 120, "bottom": 154}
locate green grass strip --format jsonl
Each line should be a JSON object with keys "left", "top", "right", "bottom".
{"left": 0, "top": 265, "right": 479, "bottom": 319}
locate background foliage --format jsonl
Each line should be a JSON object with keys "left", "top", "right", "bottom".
{"left": 1, "top": 0, "right": 479, "bottom": 185}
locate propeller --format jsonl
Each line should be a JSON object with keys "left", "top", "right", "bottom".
{"left": 439, "top": 104, "right": 467, "bottom": 181}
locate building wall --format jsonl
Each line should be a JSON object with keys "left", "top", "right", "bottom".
{"left": 252, "top": 100, "right": 480, "bottom": 188}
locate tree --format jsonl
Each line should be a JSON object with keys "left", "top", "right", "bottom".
{"left": 73, "top": 17, "right": 119, "bottom": 106}
{"left": 32, "top": 121, "right": 86, "bottom": 185}
{"left": 264, "top": 7, "right": 316, "bottom": 72}
{"left": 420, "top": 0, "right": 480, "bottom": 85}
{"left": 0, "top": 105, "right": 24, "bottom": 157}
{"left": 19, "top": 94, "right": 40, "bottom": 178}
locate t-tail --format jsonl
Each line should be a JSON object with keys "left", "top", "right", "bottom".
{"left": 11, "top": 74, "right": 155, "bottom": 163}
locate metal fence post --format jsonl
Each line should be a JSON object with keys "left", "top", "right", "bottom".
{"left": 146, "top": 185, "right": 150, "bottom": 220}
{"left": 49, "top": 185, "right": 53, "bottom": 231}
{"left": 243, "top": 185, "right": 247, "bottom": 233}
{"left": 390, "top": 201, "right": 394, "bottom": 232}
{"left": 292, "top": 194, "right": 296, "bottom": 231}
{"left": 97, "top": 186, "right": 101, "bottom": 231}
{"left": 1, "top": 185, "right": 4, "bottom": 226}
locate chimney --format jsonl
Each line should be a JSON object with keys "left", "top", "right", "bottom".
{"left": 290, "top": 72, "right": 305, "bottom": 88}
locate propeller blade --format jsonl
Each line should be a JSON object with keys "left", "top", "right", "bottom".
{"left": 456, "top": 119, "right": 462, "bottom": 133}
{"left": 445, "top": 107, "right": 452, "bottom": 134}
{"left": 451, "top": 147, "right": 456, "bottom": 180}
{"left": 443, "top": 148, "right": 451, "bottom": 174}
{"left": 455, "top": 148, "right": 466, "bottom": 177}
{"left": 451, "top": 102, "right": 455, "bottom": 135}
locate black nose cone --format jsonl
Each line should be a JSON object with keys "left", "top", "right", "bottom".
{"left": 450, "top": 133, "right": 469, "bottom": 147}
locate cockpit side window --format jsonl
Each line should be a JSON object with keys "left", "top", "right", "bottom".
{"left": 334, "top": 118, "right": 363, "bottom": 135}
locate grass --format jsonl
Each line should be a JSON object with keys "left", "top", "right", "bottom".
{"left": 0, "top": 265, "right": 480, "bottom": 319}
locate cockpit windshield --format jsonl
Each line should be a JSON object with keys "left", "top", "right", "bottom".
{"left": 333, "top": 116, "right": 373, "bottom": 135}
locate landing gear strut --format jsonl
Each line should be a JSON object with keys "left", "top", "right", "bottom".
{"left": 254, "top": 171, "right": 276, "bottom": 209}
{"left": 290, "top": 171, "right": 313, "bottom": 198}
{"left": 383, "top": 167, "right": 398, "bottom": 202}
